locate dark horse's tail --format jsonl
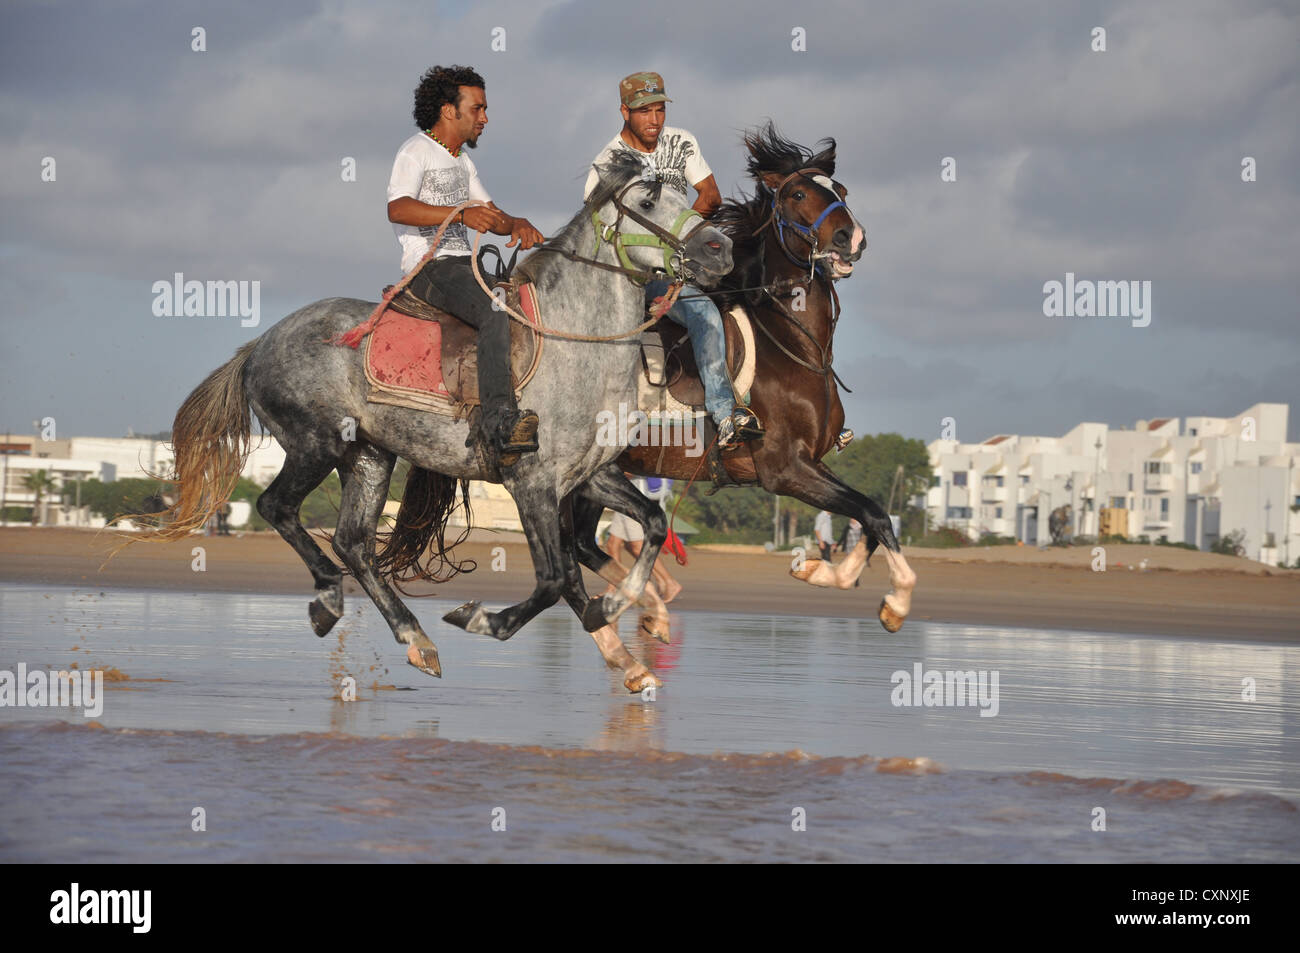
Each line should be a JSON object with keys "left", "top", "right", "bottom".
{"left": 107, "top": 341, "right": 258, "bottom": 552}
{"left": 373, "top": 466, "right": 477, "bottom": 593}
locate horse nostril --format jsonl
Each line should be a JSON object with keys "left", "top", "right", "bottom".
{"left": 833, "top": 228, "right": 851, "bottom": 247}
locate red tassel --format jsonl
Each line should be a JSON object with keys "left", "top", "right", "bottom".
{"left": 665, "top": 527, "right": 688, "bottom": 566}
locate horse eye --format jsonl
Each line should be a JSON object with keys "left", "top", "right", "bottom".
{"left": 792, "top": 190, "right": 805, "bottom": 201}
{"left": 639, "top": 199, "right": 655, "bottom": 211}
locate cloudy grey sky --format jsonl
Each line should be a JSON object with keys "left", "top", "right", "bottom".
{"left": 3, "top": 0, "right": 1297, "bottom": 445}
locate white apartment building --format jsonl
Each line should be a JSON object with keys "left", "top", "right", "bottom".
{"left": 2, "top": 433, "right": 525, "bottom": 531}
{"left": 924, "top": 403, "right": 1299, "bottom": 566}
{"left": 3, "top": 433, "right": 286, "bottom": 527}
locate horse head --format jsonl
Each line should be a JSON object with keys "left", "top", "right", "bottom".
{"left": 743, "top": 122, "right": 865, "bottom": 278}
{"left": 585, "top": 151, "right": 733, "bottom": 288}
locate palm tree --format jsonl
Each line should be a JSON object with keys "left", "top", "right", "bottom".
{"left": 22, "top": 469, "right": 57, "bottom": 526}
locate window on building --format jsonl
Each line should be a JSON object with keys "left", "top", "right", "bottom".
{"left": 1128, "top": 474, "right": 1134, "bottom": 491}
{"left": 1162, "top": 462, "right": 1172, "bottom": 475}
{"left": 953, "top": 472, "right": 967, "bottom": 486}
{"left": 1110, "top": 497, "right": 1125, "bottom": 509}
{"left": 995, "top": 507, "right": 1003, "bottom": 518}
{"left": 931, "top": 475, "right": 940, "bottom": 487}
{"left": 946, "top": 507, "right": 971, "bottom": 520}
{"left": 1020, "top": 475, "right": 1029, "bottom": 485}
{"left": 1189, "top": 428, "right": 1198, "bottom": 436}
{"left": 1160, "top": 498, "right": 1169, "bottom": 518}
{"left": 1146, "top": 461, "right": 1160, "bottom": 474}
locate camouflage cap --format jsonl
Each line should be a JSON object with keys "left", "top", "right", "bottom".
{"left": 619, "top": 71, "right": 672, "bottom": 110}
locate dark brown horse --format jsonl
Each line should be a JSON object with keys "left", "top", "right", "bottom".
{"left": 572, "top": 123, "right": 917, "bottom": 638}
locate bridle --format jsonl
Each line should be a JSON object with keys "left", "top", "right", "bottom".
{"left": 536, "top": 177, "right": 718, "bottom": 286}
{"left": 752, "top": 167, "right": 853, "bottom": 279}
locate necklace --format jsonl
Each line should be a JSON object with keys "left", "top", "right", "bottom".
{"left": 426, "top": 130, "right": 460, "bottom": 157}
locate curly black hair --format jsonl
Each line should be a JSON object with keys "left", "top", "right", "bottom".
{"left": 413, "top": 65, "right": 485, "bottom": 131}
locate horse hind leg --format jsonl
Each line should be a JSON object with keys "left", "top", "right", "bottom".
{"left": 333, "top": 441, "right": 442, "bottom": 678}
{"left": 256, "top": 451, "right": 347, "bottom": 637}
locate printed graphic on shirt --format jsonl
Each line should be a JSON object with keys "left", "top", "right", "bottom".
{"left": 417, "top": 167, "right": 470, "bottom": 255}
{"left": 651, "top": 132, "right": 696, "bottom": 196}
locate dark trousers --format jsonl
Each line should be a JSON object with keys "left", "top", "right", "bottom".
{"left": 408, "top": 255, "right": 516, "bottom": 430}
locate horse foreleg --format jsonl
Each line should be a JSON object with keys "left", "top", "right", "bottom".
{"left": 442, "top": 477, "right": 572, "bottom": 640}
{"left": 771, "top": 462, "right": 918, "bottom": 633}
{"left": 334, "top": 442, "right": 442, "bottom": 677}
{"left": 558, "top": 492, "right": 660, "bottom": 691}
{"left": 573, "top": 465, "right": 670, "bottom": 639}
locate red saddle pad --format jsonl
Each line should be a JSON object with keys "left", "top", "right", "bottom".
{"left": 366, "top": 309, "right": 449, "bottom": 396}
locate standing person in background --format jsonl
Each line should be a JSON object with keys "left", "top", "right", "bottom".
{"left": 604, "top": 474, "right": 683, "bottom": 603}
{"left": 836, "top": 516, "right": 862, "bottom": 587}
{"left": 814, "top": 509, "right": 834, "bottom": 563}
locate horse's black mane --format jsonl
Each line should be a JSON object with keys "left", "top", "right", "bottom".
{"left": 711, "top": 121, "right": 838, "bottom": 303}
{"left": 516, "top": 151, "right": 658, "bottom": 285}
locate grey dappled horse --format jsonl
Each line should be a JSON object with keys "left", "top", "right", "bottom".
{"left": 135, "top": 153, "right": 732, "bottom": 689}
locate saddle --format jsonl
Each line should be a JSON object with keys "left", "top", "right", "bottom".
{"left": 636, "top": 303, "right": 756, "bottom": 416}
{"left": 362, "top": 282, "right": 543, "bottom": 418}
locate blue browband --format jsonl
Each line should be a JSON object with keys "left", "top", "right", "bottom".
{"left": 773, "top": 195, "right": 847, "bottom": 273}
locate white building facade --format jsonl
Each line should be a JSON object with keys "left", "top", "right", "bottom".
{"left": 924, "top": 403, "right": 1299, "bottom": 567}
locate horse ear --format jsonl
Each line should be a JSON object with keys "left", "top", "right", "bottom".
{"left": 760, "top": 170, "right": 785, "bottom": 191}
{"left": 810, "top": 140, "right": 837, "bottom": 177}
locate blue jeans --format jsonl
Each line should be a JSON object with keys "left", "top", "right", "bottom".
{"left": 646, "top": 278, "right": 735, "bottom": 425}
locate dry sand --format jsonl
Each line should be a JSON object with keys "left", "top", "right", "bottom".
{"left": 1, "top": 527, "right": 1296, "bottom": 642}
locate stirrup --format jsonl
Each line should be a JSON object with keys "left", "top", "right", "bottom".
{"left": 486, "top": 409, "right": 539, "bottom": 467}
{"left": 835, "top": 428, "right": 854, "bottom": 452}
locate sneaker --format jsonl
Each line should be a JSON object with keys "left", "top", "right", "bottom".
{"left": 718, "top": 406, "right": 764, "bottom": 451}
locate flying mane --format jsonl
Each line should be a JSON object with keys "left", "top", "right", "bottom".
{"left": 711, "top": 121, "right": 838, "bottom": 306}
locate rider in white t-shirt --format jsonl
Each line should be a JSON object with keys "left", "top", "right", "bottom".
{"left": 386, "top": 65, "right": 545, "bottom": 465}
{"left": 583, "top": 72, "right": 764, "bottom": 452}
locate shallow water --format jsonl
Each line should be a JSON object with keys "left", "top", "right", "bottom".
{"left": 0, "top": 583, "right": 1296, "bottom": 861}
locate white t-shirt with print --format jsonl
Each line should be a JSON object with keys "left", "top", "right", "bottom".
{"left": 387, "top": 133, "right": 493, "bottom": 273}
{"left": 583, "top": 126, "right": 712, "bottom": 203}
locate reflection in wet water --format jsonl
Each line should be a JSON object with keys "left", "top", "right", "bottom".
{"left": 1, "top": 583, "right": 1296, "bottom": 861}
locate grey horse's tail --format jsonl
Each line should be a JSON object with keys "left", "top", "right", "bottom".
{"left": 108, "top": 341, "right": 257, "bottom": 550}
{"left": 373, "top": 467, "right": 477, "bottom": 593}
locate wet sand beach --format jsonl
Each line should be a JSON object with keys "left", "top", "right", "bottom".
{"left": 2, "top": 528, "right": 1296, "bottom": 642}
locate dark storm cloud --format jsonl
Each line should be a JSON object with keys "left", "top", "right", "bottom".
{"left": 1, "top": 0, "right": 1296, "bottom": 441}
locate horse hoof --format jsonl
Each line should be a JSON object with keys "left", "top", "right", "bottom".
{"left": 624, "top": 669, "right": 663, "bottom": 694}
{"left": 790, "top": 559, "right": 822, "bottom": 582}
{"left": 878, "top": 599, "right": 905, "bottom": 633}
{"left": 638, "top": 614, "right": 671, "bottom": 645}
{"left": 309, "top": 598, "right": 342, "bottom": 638}
{"left": 406, "top": 643, "right": 442, "bottom": 678}
{"left": 444, "top": 600, "right": 496, "bottom": 636}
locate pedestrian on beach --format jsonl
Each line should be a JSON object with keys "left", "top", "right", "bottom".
{"left": 814, "top": 509, "right": 834, "bottom": 563}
